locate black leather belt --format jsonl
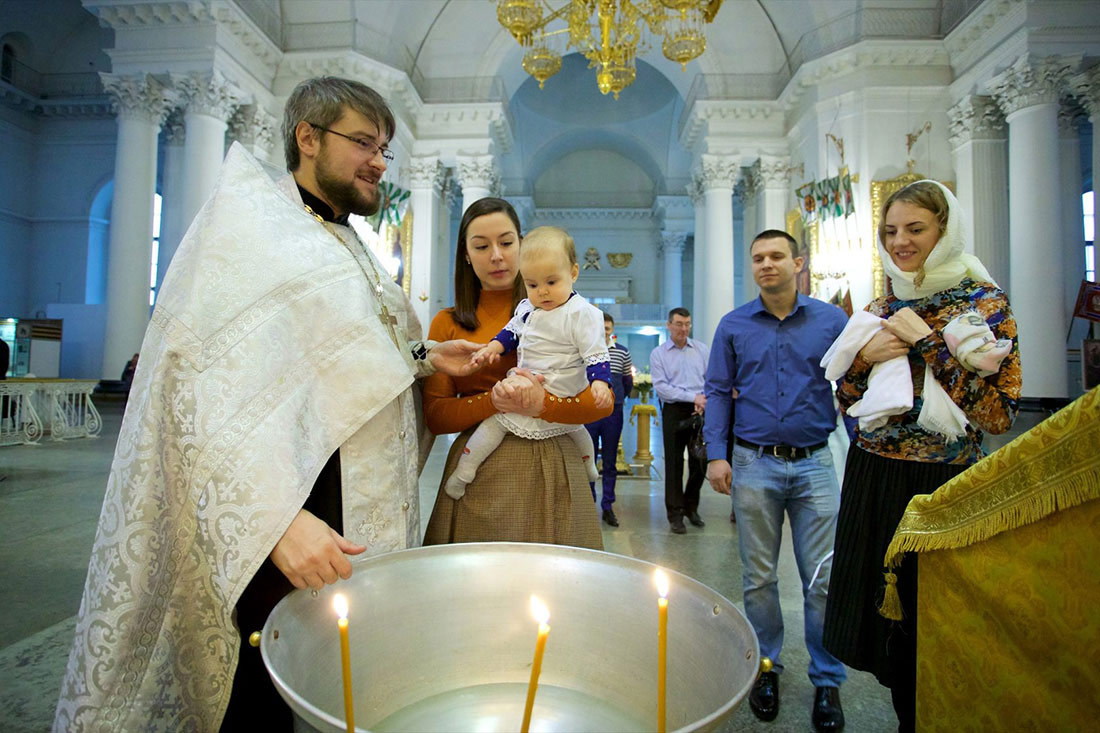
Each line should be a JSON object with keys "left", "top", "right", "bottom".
{"left": 735, "top": 437, "right": 827, "bottom": 460}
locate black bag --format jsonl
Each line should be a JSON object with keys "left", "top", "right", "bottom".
{"left": 686, "top": 414, "right": 707, "bottom": 462}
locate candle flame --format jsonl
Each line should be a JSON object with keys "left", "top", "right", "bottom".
{"left": 530, "top": 595, "right": 550, "bottom": 625}
{"left": 333, "top": 593, "right": 349, "bottom": 620}
{"left": 655, "top": 569, "right": 670, "bottom": 599}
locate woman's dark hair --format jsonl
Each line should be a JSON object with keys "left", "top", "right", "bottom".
{"left": 451, "top": 197, "right": 525, "bottom": 331}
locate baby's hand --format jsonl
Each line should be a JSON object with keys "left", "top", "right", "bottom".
{"left": 592, "top": 381, "right": 613, "bottom": 410}
{"left": 469, "top": 345, "right": 500, "bottom": 368}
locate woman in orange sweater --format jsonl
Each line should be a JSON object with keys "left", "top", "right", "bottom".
{"left": 422, "top": 198, "right": 610, "bottom": 547}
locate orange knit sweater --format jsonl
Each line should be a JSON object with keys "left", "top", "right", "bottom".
{"left": 423, "top": 287, "right": 611, "bottom": 434}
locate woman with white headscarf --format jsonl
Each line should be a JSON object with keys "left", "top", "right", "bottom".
{"left": 821, "top": 180, "right": 1022, "bottom": 732}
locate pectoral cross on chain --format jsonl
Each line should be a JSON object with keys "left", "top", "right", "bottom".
{"left": 378, "top": 307, "right": 400, "bottom": 348}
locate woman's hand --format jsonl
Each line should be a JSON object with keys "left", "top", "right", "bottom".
{"left": 884, "top": 307, "right": 933, "bottom": 345}
{"left": 859, "top": 330, "right": 910, "bottom": 364}
{"left": 491, "top": 368, "right": 546, "bottom": 416}
{"left": 592, "top": 381, "right": 613, "bottom": 410}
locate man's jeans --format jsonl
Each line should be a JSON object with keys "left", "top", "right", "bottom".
{"left": 730, "top": 441, "right": 847, "bottom": 687}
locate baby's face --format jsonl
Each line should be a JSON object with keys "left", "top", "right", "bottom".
{"left": 521, "top": 253, "right": 577, "bottom": 311}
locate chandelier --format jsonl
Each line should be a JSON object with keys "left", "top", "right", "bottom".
{"left": 497, "top": 0, "right": 722, "bottom": 99}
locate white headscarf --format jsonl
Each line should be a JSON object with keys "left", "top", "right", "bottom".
{"left": 878, "top": 180, "right": 996, "bottom": 300}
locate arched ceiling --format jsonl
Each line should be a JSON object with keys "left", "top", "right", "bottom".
{"left": 10, "top": 0, "right": 966, "bottom": 204}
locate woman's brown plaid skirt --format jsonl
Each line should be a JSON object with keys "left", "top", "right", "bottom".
{"left": 423, "top": 427, "right": 603, "bottom": 549}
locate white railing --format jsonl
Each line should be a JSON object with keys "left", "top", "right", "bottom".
{"left": 0, "top": 379, "right": 102, "bottom": 446}
{"left": 0, "top": 382, "right": 45, "bottom": 446}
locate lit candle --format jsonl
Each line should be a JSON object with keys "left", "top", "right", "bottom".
{"left": 520, "top": 595, "right": 551, "bottom": 733}
{"left": 333, "top": 593, "right": 355, "bottom": 733}
{"left": 656, "top": 569, "right": 669, "bottom": 733}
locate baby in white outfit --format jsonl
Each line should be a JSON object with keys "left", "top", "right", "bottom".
{"left": 444, "top": 226, "right": 613, "bottom": 499}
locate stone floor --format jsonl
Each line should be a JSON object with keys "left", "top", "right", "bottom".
{"left": 0, "top": 400, "right": 1044, "bottom": 732}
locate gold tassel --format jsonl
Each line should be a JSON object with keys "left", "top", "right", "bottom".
{"left": 878, "top": 571, "right": 904, "bottom": 621}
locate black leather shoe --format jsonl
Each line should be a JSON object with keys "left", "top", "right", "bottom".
{"left": 749, "top": 671, "right": 779, "bottom": 721}
{"left": 670, "top": 517, "right": 687, "bottom": 534}
{"left": 687, "top": 511, "right": 705, "bottom": 527}
{"left": 601, "top": 509, "right": 619, "bottom": 527}
{"left": 812, "top": 686, "right": 844, "bottom": 731}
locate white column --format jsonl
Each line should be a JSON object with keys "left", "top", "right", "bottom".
{"left": 406, "top": 156, "right": 444, "bottom": 328}
{"left": 172, "top": 71, "right": 244, "bottom": 233}
{"left": 688, "top": 177, "right": 706, "bottom": 325}
{"left": 99, "top": 74, "right": 173, "bottom": 378}
{"left": 1059, "top": 105, "right": 1087, "bottom": 351}
{"left": 697, "top": 154, "right": 740, "bottom": 345}
{"left": 990, "top": 54, "right": 1080, "bottom": 398}
{"left": 157, "top": 110, "right": 186, "bottom": 290}
{"left": 455, "top": 154, "right": 498, "bottom": 213}
{"left": 948, "top": 95, "right": 1009, "bottom": 285}
{"left": 738, "top": 169, "right": 759, "bottom": 304}
{"left": 434, "top": 171, "right": 459, "bottom": 317}
{"left": 660, "top": 231, "right": 686, "bottom": 311}
{"left": 757, "top": 154, "right": 791, "bottom": 232}
{"left": 227, "top": 104, "right": 278, "bottom": 164}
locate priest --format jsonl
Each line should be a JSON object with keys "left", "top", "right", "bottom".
{"left": 55, "top": 77, "right": 480, "bottom": 731}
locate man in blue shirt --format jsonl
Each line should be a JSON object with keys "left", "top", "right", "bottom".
{"left": 651, "top": 307, "right": 710, "bottom": 534}
{"left": 586, "top": 312, "right": 634, "bottom": 526}
{"left": 703, "top": 230, "right": 848, "bottom": 732}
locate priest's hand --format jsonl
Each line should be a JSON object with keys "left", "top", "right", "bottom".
{"left": 429, "top": 339, "right": 484, "bottom": 376}
{"left": 707, "top": 459, "right": 732, "bottom": 495}
{"left": 270, "top": 509, "right": 367, "bottom": 590}
{"left": 491, "top": 368, "right": 546, "bottom": 416}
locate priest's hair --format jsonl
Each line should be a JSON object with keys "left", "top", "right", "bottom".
{"left": 283, "top": 76, "right": 396, "bottom": 172}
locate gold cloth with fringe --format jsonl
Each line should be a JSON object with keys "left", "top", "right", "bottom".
{"left": 883, "top": 387, "right": 1100, "bottom": 731}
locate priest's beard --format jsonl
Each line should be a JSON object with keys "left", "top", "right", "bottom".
{"left": 314, "top": 148, "right": 381, "bottom": 217}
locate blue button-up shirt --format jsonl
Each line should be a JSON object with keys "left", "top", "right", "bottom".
{"left": 650, "top": 337, "right": 710, "bottom": 405}
{"left": 703, "top": 293, "right": 848, "bottom": 459}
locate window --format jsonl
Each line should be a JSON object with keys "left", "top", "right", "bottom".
{"left": 1085, "top": 191, "right": 1095, "bottom": 283}
{"left": 150, "top": 193, "right": 162, "bottom": 305}
{"left": 1, "top": 44, "right": 14, "bottom": 83}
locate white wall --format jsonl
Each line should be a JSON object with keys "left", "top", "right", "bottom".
{"left": 0, "top": 111, "right": 36, "bottom": 316}
{"left": 533, "top": 211, "right": 661, "bottom": 304}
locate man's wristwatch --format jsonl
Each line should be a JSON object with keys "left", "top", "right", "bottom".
{"left": 410, "top": 340, "right": 438, "bottom": 362}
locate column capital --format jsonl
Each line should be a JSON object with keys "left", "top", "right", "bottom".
{"left": 948, "top": 94, "right": 1005, "bottom": 148}
{"left": 686, "top": 176, "right": 705, "bottom": 204}
{"left": 454, "top": 154, "right": 500, "bottom": 192}
{"left": 405, "top": 156, "right": 446, "bottom": 192}
{"left": 1058, "top": 98, "right": 1088, "bottom": 137}
{"left": 1069, "top": 64, "right": 1100, "bottom": 119}
{"left": 162, "top": 108, "right": 186, "bottom": 146}
{"left": 171, "top": 71, "right": 245, "bottom": 122}
{"left": 440, "top": 169, "right": 462, "bottom": 211}
{"left": 696, "top": 154, "right": 741, "bottom": 191}
{"left": 659, "top": 231, "right": 687, "bottom": 255}
{"left": 989, "top": 54, "right": 1082, "bottom": 117}
{"left": 756, "top": 154, "right": 791, "bottom": 188}
{"left": 227, "top": 104, "right": 277, "bottom": 153}
{"left": 734, "top": 164, "right": 758, "bottom": 203}
{"left": 100, "top": 73, "right": 175, "bottom": 125}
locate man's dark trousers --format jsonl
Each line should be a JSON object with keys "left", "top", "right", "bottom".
{"left": 661, "top": 401, "right": 704, "bottom": 521}
{"left": 586, "top": 404, "right": 624, "bottom": 511}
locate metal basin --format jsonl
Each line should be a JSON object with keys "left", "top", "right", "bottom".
{"left": 260, "top": 542, "right": 759, "bottom": 732}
